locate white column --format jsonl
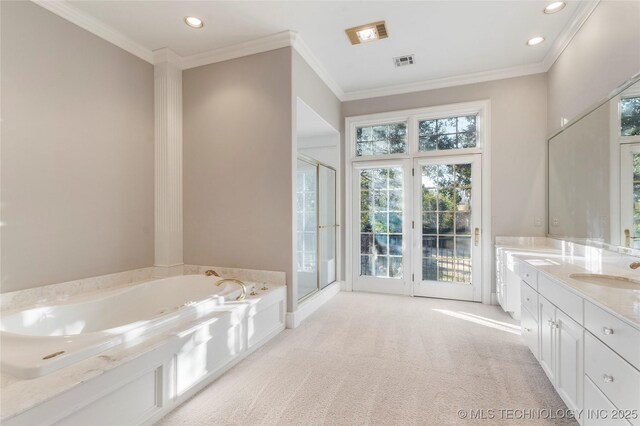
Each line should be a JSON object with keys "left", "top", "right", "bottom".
{"left": 153, "top": 49, "right": 183, "bottom": 276}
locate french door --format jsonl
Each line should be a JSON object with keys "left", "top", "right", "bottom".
{"left": 412, "top": 154, "right": 482, "bottom": 301}
{"left": 352, "top": 155, "right": 482, "bottom": 301}
{"left": 352, "top": 160, "right": 412, "bottom": 295}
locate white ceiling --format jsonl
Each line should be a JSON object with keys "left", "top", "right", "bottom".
{"left": 64, "top": 1, "right": 593, "bottom": 98}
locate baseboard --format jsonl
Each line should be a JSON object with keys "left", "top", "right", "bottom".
{"left": 286, "top": 281, "right": 340, "bottom": 329}
{"left": 340, "top": 280, "right": 352, "bottom": 291}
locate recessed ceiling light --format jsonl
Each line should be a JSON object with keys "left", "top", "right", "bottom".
{"left": 345, "top": 21, "right": 388, "bottom": 45}
{"left": 527, "top": 36, "right": 545, "bottom": 46}
{"left": 184, "top": 16, "right": 204, "bottom": 29}
{"left": 544, "top": 1, "right": 566, "bottom": 14}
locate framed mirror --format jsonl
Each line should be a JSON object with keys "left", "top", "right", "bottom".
{"left": 548, "top": 73, "right": 640, "bottom": 252}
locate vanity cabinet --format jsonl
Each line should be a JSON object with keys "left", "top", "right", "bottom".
{"left": 512, "top": 258, "right": 640, "bottom": 426}
{"left": 555, "top": 309, "right": 584, "bottom": 414}
{"left": 535, "top": 293, "right": 584, "bottom": 414}
{"left": 496, "top": 247, "right": 524, "bottom": 319}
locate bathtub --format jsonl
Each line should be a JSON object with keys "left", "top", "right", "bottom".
{"left": 0, "top": 275, "right": 245, "bottom": 379}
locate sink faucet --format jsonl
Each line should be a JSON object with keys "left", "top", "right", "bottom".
{"left": 214, "top": 278, "right": 247, "bottom": 301}
{"left": 630, "top": 262, "right": 640, "bottom": 270}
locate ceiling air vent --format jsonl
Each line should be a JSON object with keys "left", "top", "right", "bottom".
{"left": 346, "top": 21, "right": 389, "bottom": 45}
{"left": 394, "top": 55, "right": 415, "bottom": 68}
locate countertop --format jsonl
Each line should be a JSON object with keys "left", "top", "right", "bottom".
{"left": 496, "top": 238, "right": 640, "bottom": 330}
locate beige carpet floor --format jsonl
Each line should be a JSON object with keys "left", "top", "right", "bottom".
{"left": 158, "top": 292, "right": 576, "bottom": 425}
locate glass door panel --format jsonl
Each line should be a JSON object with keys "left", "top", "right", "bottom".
{"left": 319, "top": 166, "right": 337, "bottom": 289}
{"left": 296, "top": 159, "right": 318, "bottom": 301}
{"left": 413, "top": 155, "right": 481, "bottom": 301}
{"left": 620, "top": 143, "right": 640, "bottom": 248}
{"left": 353, "top": 161, "right": 411, "bottom": 295}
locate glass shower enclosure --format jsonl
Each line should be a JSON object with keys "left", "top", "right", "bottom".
{"left": 296, "top": 156, "right": 337, "bottom": 302}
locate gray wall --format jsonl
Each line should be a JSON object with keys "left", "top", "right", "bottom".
{"left": 1, "top": 1, "right": 154, "bottom": 293}
{"left": 547, "top": 1, "right": 640, "bottom": 135}
{"left": 183, "top": 48, "right": 293, "bottom": 282}
{"left": 342, "top": 74, "right": 548, "bottom": 292}
{"left": 292, "top": 50, "right": 342, "bottom": 308}
{"left": 292, "top": 51, "right": 341, "bottom": 131}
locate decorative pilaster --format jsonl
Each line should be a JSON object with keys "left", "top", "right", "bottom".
{"left": 153, "top": 49, "right": 183, "bottom": 276}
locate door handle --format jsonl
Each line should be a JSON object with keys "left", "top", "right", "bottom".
{"left": 474, "top": 227, "right": 480, "bottom": 246}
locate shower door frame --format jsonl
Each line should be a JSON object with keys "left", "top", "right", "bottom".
{"left": 296, "top": 154, "right": 339, "bottom": 304}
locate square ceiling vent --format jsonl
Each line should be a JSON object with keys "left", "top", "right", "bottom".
{"left": 393, "top": 55, "right": 415, "bottom": 68}
{"left": 346, "top": 21, "right": 388, "bottom": 45}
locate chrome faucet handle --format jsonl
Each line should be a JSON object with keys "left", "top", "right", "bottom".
{"left": 205, "top": 269, "right": 220, "bottom": 277}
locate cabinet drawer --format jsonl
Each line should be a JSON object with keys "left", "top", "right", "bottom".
{"left": 584, "top": 301, "right": 640, "bottom": 370}
{"left": 538, "top": 273, "right": 583, "bottom": 323}
{"left": 585, "top": 333, "right": 640, "bottom": 419}
{"left": 521, "top": 305, "right": 539, "bottom": 360}
{"left": 521, "top": 281, "right": 538, "bottom": 320}
{"left": 583, "top": 375, "right": 630, "bottom": 426}
{"left": 515, "top": 259, "right": 538, "bottom": 288}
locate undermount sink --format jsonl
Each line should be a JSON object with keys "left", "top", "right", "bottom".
{"left": 569, "top": 273, "right": 640, "bottom": 290}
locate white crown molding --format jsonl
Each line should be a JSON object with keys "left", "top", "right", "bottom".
{"left": 542, "top": 0, "right": 601, "bottom": 70}
{"left": 31, "top": 0, "right": 154, "bottom": 63}
{"left": 31, "top": 0, "right": 599, "bottom": 103}
{"left": 290, "top": 33, "right": 346, "bottom": 101}
{"left": 180, "top": 30, "right": 296, "bottom": 70}
{"left": 341, "top": 62, "right": 547, "bottom": 101}
{"left": 153, "top": 48, "right": 183, "bottom": 67}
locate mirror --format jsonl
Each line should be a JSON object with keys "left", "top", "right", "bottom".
{"left": 548, "top": 75, "right": 640, "bottom": 248}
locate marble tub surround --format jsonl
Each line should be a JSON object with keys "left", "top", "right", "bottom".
{"left": 0, "top": 265, "right": 285, "bottom": 313}
{"left": 183, "top": 264, "right": 286, "bottom": 286}
{"left": 496, "top": 237, "right": 640, "bottom": 328}
{"left": 0, "top": 278, "right": 287, "bottom": 423}
{"left": 0, "top": 267, "right": 155, "bottom": 312}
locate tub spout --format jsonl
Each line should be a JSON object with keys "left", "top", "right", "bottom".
{"left": 204, "top": 269, "right": 220, "bottom": 277}
{"left": 215, "top": 279, "right": 247, "bottom": 301}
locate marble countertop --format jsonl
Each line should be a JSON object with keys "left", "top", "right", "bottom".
{"left": 496, "top": 238, "right": 640, "bottom": 330}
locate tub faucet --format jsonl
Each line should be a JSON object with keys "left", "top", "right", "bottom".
{"left": 630, "top": 262, "right": 640, "bottom": 270}
{"left": 205, "top": 269, "right": 220, "bottom": 277}
{"left": 215, "top": 278, "right": 247, "bottom": 301}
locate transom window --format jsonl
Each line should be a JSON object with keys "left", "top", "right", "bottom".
{"left": 418, "top": 115, "right": 477, "bottom": 152}
{"left": 355, "top": 122, "right": 407, "bottom": 156}
{"left": 621, "top": 96, "right": 640, "bottom": 137}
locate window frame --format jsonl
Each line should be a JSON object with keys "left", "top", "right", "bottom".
{"left": 619, "top": 93, "right": 640, "bottom": 142}
{"left": 349, "top": 101, "right": 488, "bottom": 162}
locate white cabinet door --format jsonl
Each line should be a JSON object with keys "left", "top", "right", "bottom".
{"left": 539, "top": 295, "right": 556, "bottom": 383}
{"left": 520, "top": 303, "right": 539, "bottom": 360}
{"left": 555, "top": 309, "right": 584, "bottom": 413}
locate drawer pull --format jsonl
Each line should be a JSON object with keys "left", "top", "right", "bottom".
{"left": 601, "top": 327, "right": 614, "bottom": 335}
{"left": 525, "top": 273, "right": 530, "bottom": 278}
{"left": 603, "top": 374, "right": 614, "bottom": 383}
{"left": 525, "top": 297, "right": 530, "bottom": 302}
{"left": 547, "top": 319, "right": 558, "bottom": 329}
{"left": 524, "top": 327, "right": 531, "bottom": 333}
